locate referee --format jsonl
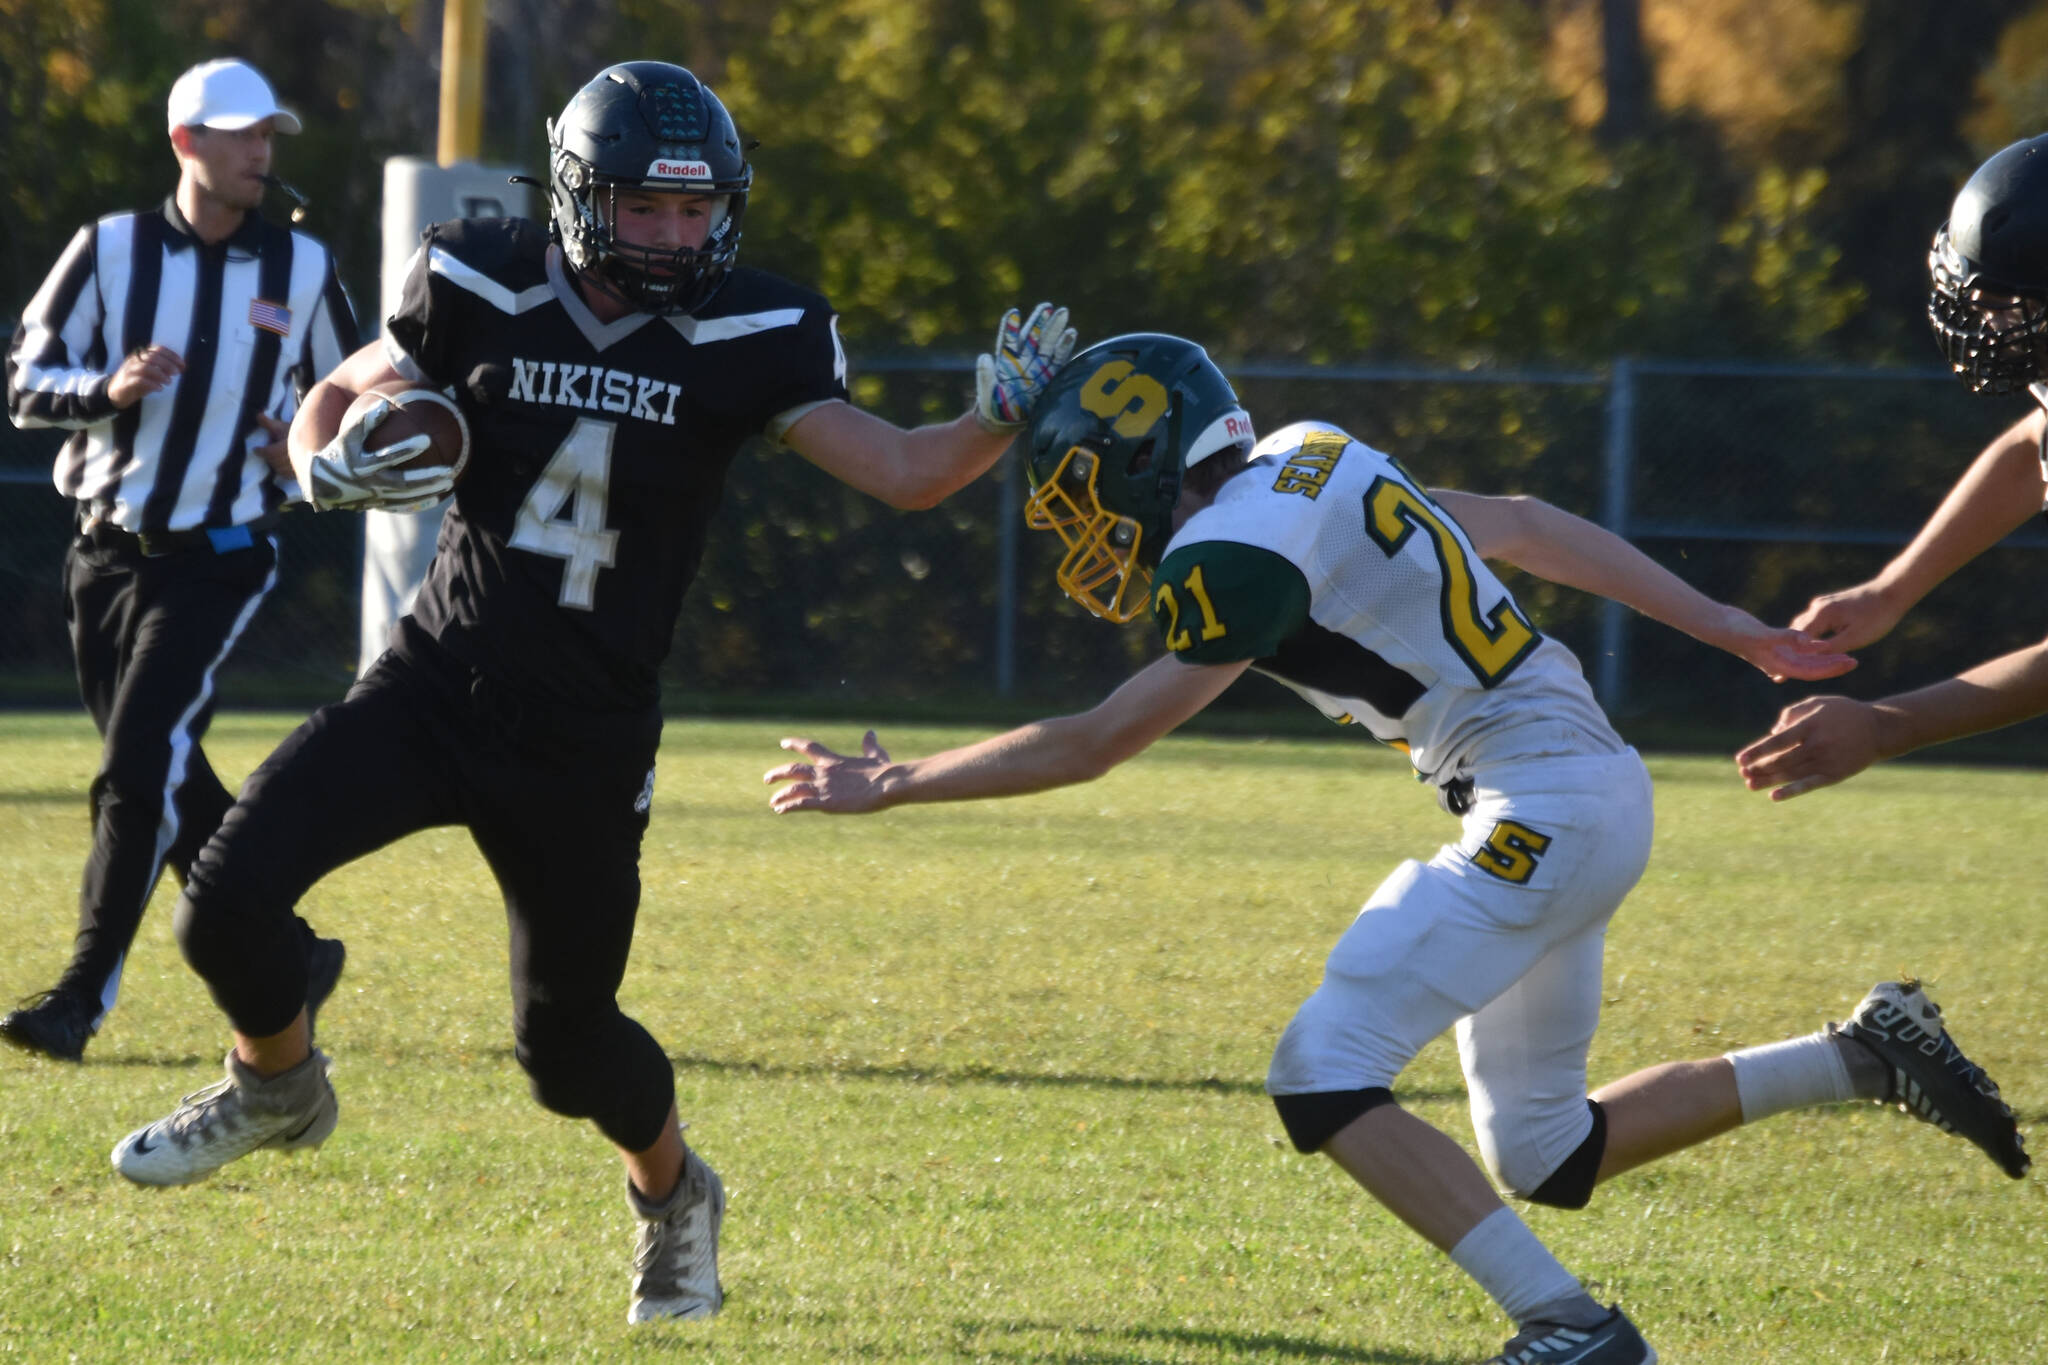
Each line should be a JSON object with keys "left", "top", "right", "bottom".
{"left": 2, "top": 58, "right": 356, "bottom": 1061}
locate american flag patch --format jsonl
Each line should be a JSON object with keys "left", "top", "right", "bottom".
{"left": 249, "top": 298, "right": 292, "bottom": 336}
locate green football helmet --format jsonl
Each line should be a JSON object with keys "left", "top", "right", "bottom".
{"left": 1022, "top": 333, "right": 1256, "bottom": 622}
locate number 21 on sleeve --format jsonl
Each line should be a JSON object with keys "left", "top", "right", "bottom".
{"left": 1154, "top": 563, "right": 1228, "bottom": 652}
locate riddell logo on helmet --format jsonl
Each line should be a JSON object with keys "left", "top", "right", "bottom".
{"left": 648, "top": 159, "right": 712, "bottom": 180}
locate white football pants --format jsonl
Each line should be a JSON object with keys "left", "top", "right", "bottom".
{"left": 1267, "top": 748, "right": 1654, "bottom": 1195}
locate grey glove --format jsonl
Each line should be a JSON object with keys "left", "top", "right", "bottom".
{"left": 292, "top": 393, "right": 457, "bottom": 513}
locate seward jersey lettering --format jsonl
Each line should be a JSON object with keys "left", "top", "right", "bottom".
{"left": 383, "top": 218, "right": 848, "bottom": 709}
{"left": 1151, "top": 421, "right": 1620, "bottom": 779}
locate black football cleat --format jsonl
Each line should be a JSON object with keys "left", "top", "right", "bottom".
{"left": 0, "top": 989, "right": 97, "bottom": 1063}
{"left": 1831, "top": 979, "right": 2030, "bottom": 1179}
{"left": 1484, "top": 1306, "right": 1656, "bottom": 1364}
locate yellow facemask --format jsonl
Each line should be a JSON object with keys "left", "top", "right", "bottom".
{"left": 1022, "top": 445, "right": 1152, "bottom": 624}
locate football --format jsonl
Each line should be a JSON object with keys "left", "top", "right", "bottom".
{"left": 342, "top": 378, "right": 471, "bottom": 483}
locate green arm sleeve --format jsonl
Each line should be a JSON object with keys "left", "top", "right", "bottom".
{"left": 1151, "top": 540, "right": 1313, "bottom": 663}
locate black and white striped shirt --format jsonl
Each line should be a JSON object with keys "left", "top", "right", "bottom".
{"left": 5, "top": 196, "right": 360, "bottom": 533}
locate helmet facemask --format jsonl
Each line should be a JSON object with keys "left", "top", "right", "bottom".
{"left": 1929, "top": 223, "right": 2048, "bottom": 396}
{"left": 1022, "top": 334, "right": 1253, "bottom": 625}
{"left": 1024, "top": 443, "right": 1157, "bottom": 623}
{"left": 550, "top": 144, "right": 746, "bottom": 316}
{"left": 544, "top": 63, "right": 752, "bottom": 317}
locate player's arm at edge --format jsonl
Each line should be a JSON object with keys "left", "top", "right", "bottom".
{"left": 1736, "top": 634, "right": 2048, "bottom": 800}
{"left": 780, "top": 401, "right": 1016, "bottom": 511}
{"left": 1792, "top": 406, "right": 2048, "bottom": 649}
{"left": 1856, "top": 637, "right": 2048, "bottom": 754}
{"left": 1431, "top": 488, "right": 1853, "bottom": 682}
{"left": 768, "top": 654, "right": 1251, "bottom": 814}
{"left": 287, "top": 339, "right": 407, "bottom": 471}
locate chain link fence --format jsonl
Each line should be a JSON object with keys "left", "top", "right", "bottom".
{"left": 3, "top": 348, "right": 2040, "bottom": 754}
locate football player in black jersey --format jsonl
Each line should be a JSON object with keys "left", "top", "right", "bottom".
{"left": 1740, "top": 134, "right": 2048, "bottom": 798}
{"left": 105, "top": 61, "right": 1076, "bottom": 1326}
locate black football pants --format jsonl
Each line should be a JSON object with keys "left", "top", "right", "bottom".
{"left": 57, "top": 529, "right": 312, "bottom": 1023}
{"left": 175, "top": 635, "right": 676, "bottom": 1152}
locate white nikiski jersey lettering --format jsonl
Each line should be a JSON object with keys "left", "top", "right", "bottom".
{"left": 380, "top": 218, "right": 849, "bottom": 710}
{"left": 1154, "top": 421, "right": 1621, "bottom": 779}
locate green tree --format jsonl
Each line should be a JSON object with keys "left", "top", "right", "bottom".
{"left": 585, "top": 0, "right": 1877, "bottom": 706}
{"left": 623, "top": 0, "right": 1860, "bottom": 367}
{"left": 0, "top": 0, "right": 185, "bottom": 310}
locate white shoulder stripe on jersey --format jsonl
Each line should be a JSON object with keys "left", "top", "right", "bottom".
{"left": 383, "top": 334, "right": 427, "bottom": 382}
{"left": 427, "top": 245, "right": 555, "bottom": 315}
{"left": 667, "top": 307, "right": 806, "bottom": 344}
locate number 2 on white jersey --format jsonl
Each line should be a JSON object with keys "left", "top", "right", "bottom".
{"left": 1364, "top": 475, "right": 1537, "bottom": 686}
{"left": 510, "top": 417, "right": 620, "bottom": 610}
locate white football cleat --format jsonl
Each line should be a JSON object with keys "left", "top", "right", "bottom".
{"left": 111, "top": 1048, "right": 338, "bottom": 1187}
{"left": 627, "top": 1147, "right": 725, "bottom": 1323}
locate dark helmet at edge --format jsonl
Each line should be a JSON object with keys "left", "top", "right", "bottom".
{"left": 1930, "top": 133, "right": 2048, "bottom": 394}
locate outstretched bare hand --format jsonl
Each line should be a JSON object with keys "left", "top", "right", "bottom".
{"left": 1733, "top": 695, "right": 1881, "bottom": 800}
{"left": 765, "top": 730, "right": 895, "bottom": 814}
{"left": 1789, "top": 581, "right": 1902, "bottom": 653}
{"left": 1720, "top": 611, "right": 1859, "bottom": 684}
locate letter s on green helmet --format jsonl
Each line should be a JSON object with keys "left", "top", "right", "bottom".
{"left": 1021, "top": 334, "right": 1255, "bottom": 623}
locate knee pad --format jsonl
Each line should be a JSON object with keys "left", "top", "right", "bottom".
{"left": 1270, "top": 1086, "right": 1397, "bottom": 1153}
{"left": 515, "top": 1003, "right": 673, "bottom": 1151}
{"left": 174, "top": 884, "right": 307, "bottom": 1038}
{"left": 1518, "top": 1099, "right": 1607, "bottom": 1209}
{"left": 172, "top": 885, "right": 234, "bottom": 973}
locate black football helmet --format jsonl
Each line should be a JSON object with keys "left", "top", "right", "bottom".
{"left": 1022, "top": 334, "right": 1256, "bottom": 622}
{"left": 546, "top": 62, "right": 751, "bottom": 316}
{"left": 1929, "top": 134, "right": 2048, "bottom": 395}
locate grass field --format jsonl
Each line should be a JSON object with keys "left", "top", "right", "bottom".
{"left": 1, "top": 711, "right": 2043, "bottom": 1363}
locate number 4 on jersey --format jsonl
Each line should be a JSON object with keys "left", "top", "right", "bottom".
{"left": 510, "top": 416, "right": 620, "bottom": 610}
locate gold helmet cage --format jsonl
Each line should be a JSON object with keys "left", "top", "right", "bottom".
{"left": 1023, "top": 445, "right": 1154, "bottom": 623}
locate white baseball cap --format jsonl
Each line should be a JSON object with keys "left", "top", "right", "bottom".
{"left": 166, "top": 59, "right": 302, "bottom": 135}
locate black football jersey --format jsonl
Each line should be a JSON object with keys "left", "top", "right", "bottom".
{"left": 384, "top": 219, "right": 848, "bottom": 710}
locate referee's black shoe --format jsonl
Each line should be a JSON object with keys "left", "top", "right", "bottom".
{"left": 0, "top": 989, "right": 96, "bottom": 1063}
{"left": 304, "top": 934, "right": 347, "bottom": 1039}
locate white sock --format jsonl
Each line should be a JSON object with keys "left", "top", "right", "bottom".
{"left": 1448, "top": 1207, "right": 1586, "bottom": 1325}
{"left": 1725, "top": 1030, "right": 1856, "bottom": 1122}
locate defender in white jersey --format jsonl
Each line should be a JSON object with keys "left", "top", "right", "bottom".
{"left": 766, "top": 335, "right": 2029, "bottom": 1363}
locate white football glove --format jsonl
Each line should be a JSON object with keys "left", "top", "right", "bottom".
{"left": 974, "top": 302, "right": 1077, "bottom": 433}
{"left": 291, "top": 394, "right": 458, "bottom": 514}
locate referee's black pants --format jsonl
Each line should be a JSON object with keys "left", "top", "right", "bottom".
{"left": 176, "top": 627, "right": 676, "bottom": 1154}
{"left": 58, "top": 527, "right": 313, "bottom": 1023}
